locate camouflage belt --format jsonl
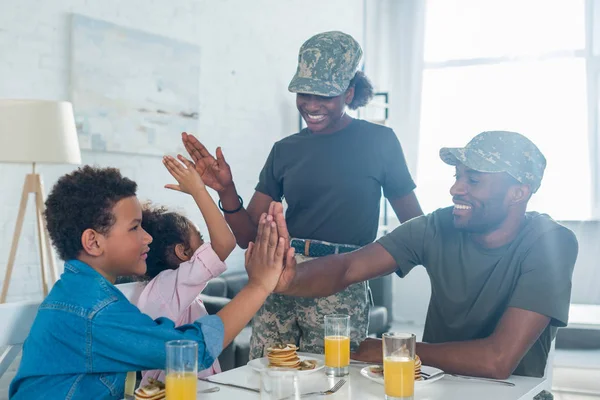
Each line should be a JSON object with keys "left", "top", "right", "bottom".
{"left": 290, "top": 238, "right": 360, "bottom": 258}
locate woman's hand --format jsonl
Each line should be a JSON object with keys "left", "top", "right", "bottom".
{"left": 182, "top": 132, "right": 233, "bottom": 192}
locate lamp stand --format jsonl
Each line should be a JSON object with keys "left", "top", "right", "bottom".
{"left": 1, "top": 163, "right": 58, "bottom": 303}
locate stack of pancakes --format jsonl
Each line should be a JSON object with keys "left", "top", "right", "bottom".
{"left": 266, "top": 344, "right": 317, "bottom": 371}
{"left": 267, "top": 344, "right": 301, "bottom": 368}
{"left": 414, "top": 355, "right": 423, "bottom": 381}
{"left": 371, "top": 354, "right": 423, "bottom": 381}
{"left": 134, "top": 378, "right": 165, "bottom": 400}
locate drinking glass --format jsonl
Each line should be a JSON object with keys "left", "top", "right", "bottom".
{"left": 382, "top": 332, "right": 416, "bottom": 400}
{"left": 324, "top": 314, "right": 350, "bottom": 377}
{"left": 260, "top": 368, "right": 300, "bottom": 399}
{"left": 165, "top": 340, "right": 198, "bottom": 400}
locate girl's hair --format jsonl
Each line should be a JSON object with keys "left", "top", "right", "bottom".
{"left": 347, "top": 71, "right": 374, "bottom": 110}
{"left": 141, "top": 203, "right": 195, "bottom": 279}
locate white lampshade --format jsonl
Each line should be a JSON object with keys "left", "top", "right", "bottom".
{"left": 0, "top": 99, "right": 81, "bottom": 164}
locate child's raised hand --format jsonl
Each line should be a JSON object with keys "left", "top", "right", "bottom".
{"left": 245, "top": 213, "right": 292, "bottom": 295}
{"left": 163, "top": 155, "right": 206, "bottom": 195}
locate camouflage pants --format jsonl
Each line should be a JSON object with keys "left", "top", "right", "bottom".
{"left": 249, "top": 254, "right": 370, "bottom": 360}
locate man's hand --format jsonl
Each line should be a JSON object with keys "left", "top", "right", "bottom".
{"left": 181, "top": 132, "right": 233, "bottom": 192}
{"left": 264, "top": 201, "right": 297, "bottom": 293}
{"left": 268, "top": 201, "right": 290, "bottom": 251}
{"left": 163, "top": 155, "right": 205, "bottom": 195}
{"left": 351, "top": 338, "right": 383, "bottom": 364}
{"left": 245, "top": 213, "right": 293, "bottom": 294}
{"left": 273, "top": 250, "right": 297, "bottom": 294}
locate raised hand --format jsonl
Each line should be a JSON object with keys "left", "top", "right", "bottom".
{"left": 245, "top": 213, "right": 294, "bottom": 294}
{"left": 273, "top": 249, "right": 297, "bottom": 294}
{"left": 264, "top": 201, "right": 296, "bottom": 293}
{"left": 163, "top": 155, "right": 205, "bottom": 195}
{"left": 181, "top": 132, "right": 233, "bottom": 192}
{"left": 268, "top": 201, "right": 290, "bottom": 250}
{"left": 246, "top": 238, "right": 296, "bottom": 295}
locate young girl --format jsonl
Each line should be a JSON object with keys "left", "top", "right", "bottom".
{"left": 136, "top": 154, "right": 236, "bottom": 384}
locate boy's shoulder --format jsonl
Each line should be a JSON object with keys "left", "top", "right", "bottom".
{"left": 41, "top": 261, "right": 123, "bottom": 318}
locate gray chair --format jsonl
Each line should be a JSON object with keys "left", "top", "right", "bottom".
{"left": 0, "top": 300, "right": 41, "bottom": 379}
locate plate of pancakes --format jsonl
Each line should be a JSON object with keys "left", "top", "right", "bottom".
{"left": 248, "top": 344, "right": 324, "bottom": 374}
{"left": 360, "top": 355, "right": 444, "bottom": 386}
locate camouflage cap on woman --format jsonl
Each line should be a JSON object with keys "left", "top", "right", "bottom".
{"left": 288, "top": 31, "right": 362, "bottom": 97}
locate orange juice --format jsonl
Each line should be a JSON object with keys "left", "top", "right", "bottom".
{"left": 166, "top": 372, "right": 197, "bottom": 400}
{"left": 324, "top": 335, "right": 350, "bottom": 367}
{"left": 384, "top": 356, "right": 415, "bottom": 398}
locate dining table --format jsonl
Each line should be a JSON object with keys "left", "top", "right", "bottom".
{"left": 194, "top": 353, "right": 548, "bottom": 399}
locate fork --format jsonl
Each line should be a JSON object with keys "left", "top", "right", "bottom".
{"left": 420, "top": 371, "right": 444, "bottom": 381}
{"left": 281, "top": 379, "right": 346, "bottom": 399}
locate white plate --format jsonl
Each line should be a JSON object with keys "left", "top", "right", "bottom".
{"left": 248, "top": 355, "right": 325, "bottom": 375}
{"left": 360, "top": 365, "right": 444, "bottom": 387}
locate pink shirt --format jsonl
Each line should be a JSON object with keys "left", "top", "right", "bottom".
{"left": 136, "top": 243, "right": 227, "bottom": 385}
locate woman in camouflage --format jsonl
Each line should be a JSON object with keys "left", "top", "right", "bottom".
{"left": 182, "top": 31, "right": 423, "bottom": 359}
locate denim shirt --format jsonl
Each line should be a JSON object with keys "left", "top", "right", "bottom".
{"left": 9, "top": 260, "right": 224, "bottom": 400}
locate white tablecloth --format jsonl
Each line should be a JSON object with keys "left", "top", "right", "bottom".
{"left": 197, "top": 353, "right": 547, "bottom": 400}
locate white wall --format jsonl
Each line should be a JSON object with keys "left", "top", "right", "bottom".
{"left": 0, "top": 0, "right": 365, "bottom": 302}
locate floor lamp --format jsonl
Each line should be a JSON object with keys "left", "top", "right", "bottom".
{"left": 0, "top": 100, "right": 81, "bottom": 303}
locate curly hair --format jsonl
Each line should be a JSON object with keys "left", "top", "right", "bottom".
{"left": 348, "top": 70, "right": 374, "bottom": 110}
{"left": 44, "top": 166, "right": 137, "bottom": 261}
{"left": 141, "top": 204, "right": 196, "bottom": 279}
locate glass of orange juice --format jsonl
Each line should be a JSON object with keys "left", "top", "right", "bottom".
{"left": 382, "top": 333, "right": 416, "bottom": 400}
{"left": 165, "top": 340, "right": 197, "bottom": 400}
{"left": 324, "top": 314, "right": 350, "bottom": 377}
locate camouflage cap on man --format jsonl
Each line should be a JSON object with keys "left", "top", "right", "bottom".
{"left": 439, "top": 131, "right": 547, "bottom": 193}
{"left": 288, "top": 31, "right": 362, "bottom": 97}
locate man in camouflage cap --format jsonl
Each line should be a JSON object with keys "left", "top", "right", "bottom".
{"left": 438, "top": 130, "right": 548, "bottom": 233}
{"left": 263, "top": 130, "right": 578, "bottom": 386}
{"left": 288, "top": 31, "right": 362, "bottom": 96}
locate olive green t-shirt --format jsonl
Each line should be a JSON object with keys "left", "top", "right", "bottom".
{"left": 377, "top": 207, "right": 578, "bottom": 377}
{"left": 256, "top": 119, "right": 416, "bottom": 246}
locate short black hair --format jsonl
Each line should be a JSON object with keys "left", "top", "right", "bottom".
{"left": 44, "top": 166, "right": 137, "bottom": 261}
{"left": 141, "top": 203, "right": 195, "bottom": 279}
{"left": 348, "top": 70, "right": 374, "bottom": 110}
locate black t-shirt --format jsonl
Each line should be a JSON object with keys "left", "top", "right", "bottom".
{"left": 255, "top": 119, "right": 416, "bottom": 246}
